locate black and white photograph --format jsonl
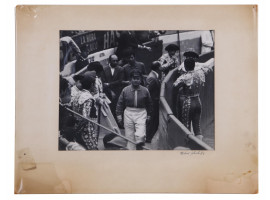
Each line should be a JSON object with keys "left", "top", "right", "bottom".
{"left": 59, "top": 30, "right": 215, "bottom": 151}
{"left": 14, "top": 5, "right": 258, "bottom": 194}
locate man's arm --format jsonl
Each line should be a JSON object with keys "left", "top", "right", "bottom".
{"left": 145, "top": 88, "right": 153, "bottom": 115}
{"left": 108, "top": 68, "right": 124, "bottom": 88}
{"left": 116, "top": 89, "right": 125, "bottom": 116}
{"left": 195, "top": 58, "right": 214, "bottom": 74}
{"left": 173, "top": 76, "right": 184, "bottom": 88}
{"left": 146, "top": 77, "right": 155, "bottom": 94}
{"left": 60, "top": 36, "right": 81, "bottom": 55}
{"left": 159, "top": 55, "right": 176, "bottom": 72}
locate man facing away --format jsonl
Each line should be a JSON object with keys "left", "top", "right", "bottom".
{"left": 145, "top": 61, "right": 161, "bottom": 143}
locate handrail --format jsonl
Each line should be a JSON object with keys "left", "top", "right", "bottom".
{"left": 169, "top": 115, "right": 213, "bottom": 150}
{"left": 60, "top": 103, "right": 151, "bottom": 150}
{"left": 159, "top": 51, "right": 214, "bottom": 150}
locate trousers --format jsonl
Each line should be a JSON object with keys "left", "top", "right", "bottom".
{"left": 146, "top": 99, "right": 159, "bottom": 142}
{"left": 124, "top": 107, "right": 147, "bottom": 150}
{"left": 179, "top": 96, "right": 202, "bottom": 136}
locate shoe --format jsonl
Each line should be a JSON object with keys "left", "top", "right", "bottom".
{"left": 196, "top": 135, "right": 203, "bottom": 140}
{"left": 136, "top": 142, "right": 145, "bottom": 150}
{"left": 145, "top": 139, "right": 151, "bottom": 143}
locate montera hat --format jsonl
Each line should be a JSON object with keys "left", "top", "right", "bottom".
{"left": 165, "top": 44, "right": 180, "bottom": 51}
{"left": 183, "top": 51, "right": 199, "bottom": 59}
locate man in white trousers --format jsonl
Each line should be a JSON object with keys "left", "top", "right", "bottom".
{"left": 116, "top": 69, "right": 153, "bottom": 150}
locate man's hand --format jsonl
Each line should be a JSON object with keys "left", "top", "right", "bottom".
{"left": 96, "top": 97, "right": 104, "bottom": 106}
{"left": 117, "top": 115, "right": 124, "bottom": 128}
{"left": 146, "top": 116, "right": 151, "bottom": 124}
{"left": 145, "top": 46, "right": 152, "bottom": 51}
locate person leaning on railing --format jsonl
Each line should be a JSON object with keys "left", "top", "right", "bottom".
{"left": 158, "top": 44, "right": 180, "bottom": 80}
{"left": 173, "top": 57, "right": 214, "bottom": 141}
{"left": 71, "top": 75, "right": 99, "bottom": 150}
{"left": 59, "top": 76, "right": 86, "bottom": 151}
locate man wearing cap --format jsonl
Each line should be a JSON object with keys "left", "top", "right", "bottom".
{"left": 145, "top": 61, "right": 161, "bottom": 143}
{"left": 116, "top": 69, "right": 153, "bottom": 150}
{"left": 158, "top": 44, "right": 180, "bottom": 80}
{"left": 177, "top": 51, "right": 214, "bottom": 76}
{"left": 176, "top": 51, "right": 214, "bottom": 120}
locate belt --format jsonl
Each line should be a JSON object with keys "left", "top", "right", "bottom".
{"left": 126, "top": 107, "right": 146, "bottom": 112}
{"left": 180, "top": 94, "right": 199, "bottom": 98}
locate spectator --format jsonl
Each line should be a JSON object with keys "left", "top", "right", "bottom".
{"left": 201, "top": 30, "right": 214, "bottom": 54}
{"left": 145, "top": 61, "right": 161, "bottom": 143}
{"left": 115, "top": 31, "right": 151, "bottom": 60}
{"left": 87, "top": 61, "right": 105, "bottom": 97}
{"left": 101, "top": 54, "right": 124, "bottom": 119}
{"left": 60, "top": 36, "right": 81, "bottom": 71}
{"left": 70, "top": 74, "right": 83, "bottom": 103}
{"left": 122, "top": 49, "right": 147, "bottom": 86}
{"left": 158, "top": 44, "right": 180, "bottom": 80}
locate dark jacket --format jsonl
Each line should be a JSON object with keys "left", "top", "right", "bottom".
{"left": 101, "top": 65, "right": 124, "bottom": 98}
{"left": 146, "top": 70, "right": 161, "bottom": 101}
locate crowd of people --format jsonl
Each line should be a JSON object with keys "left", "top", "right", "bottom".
{"left": 59, "top": 31, "right": 214, "bottom": 151}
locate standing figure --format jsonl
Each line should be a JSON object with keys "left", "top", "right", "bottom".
{"left": 158, "top": 44, "right": 180, "bottom": 80}
{"left": 101, "top": 54, "right": 124, "bottom": 119}
{"left": 60, "top": 36, "right": 81, "bottom": 71}
{"left": 200, "top": 30, "right": 214, "bottom": 54}
{"left": 115, "top": 31, "right": 151, "bottom": 61}
{"left": 116, "top": 70, "right": 153, "bottom": 150}
{"left": 87, "top": 61, "right": 105, "bottom": 97}
{"left": 72, "top": 75, "right": 99, "bottom": 150}
{"left": 70, "top": 74, "right": 83, "bottom": 103}
{"left": 173, "top": 57, "right": 214, "bottom": 140}
{"left": 145, "top": 61, "right": 161, "bottom": 143}
{"left": 122, "top": 49, "right": 147, "bottom": 86}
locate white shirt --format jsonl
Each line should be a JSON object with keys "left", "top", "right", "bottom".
{"left": 152, "top": 70, "right": 159, "bottom": 79}
{"left": 178, "top": 58, "right": 215, "bottom": 72}
{"left": 109, "top": 64, "right": 115, "bottom": 76}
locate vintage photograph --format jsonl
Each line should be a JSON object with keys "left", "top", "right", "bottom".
{"left": 15, "top": 5, "right": 258, "bottom": 194}
{"left": 59, "top": 30, "right": 215, "bottom": 151}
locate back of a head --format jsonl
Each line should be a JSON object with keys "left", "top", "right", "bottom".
{"left": 73, "top": 74, "right": 83, "bottom": 82}
{"left": 151, "top": 61, "right": 161, "bottom": 71}
{"left": 184, "top": 58, "right": 195, "bottom": 71}
{"left": 80, "top": 75, "right": 96, "bottom": 90}
{"left": 60, "top": 76, "right": 69, "bottom": 94}
{"left": 87, "top": 61, "right": 104, "bottom": 73}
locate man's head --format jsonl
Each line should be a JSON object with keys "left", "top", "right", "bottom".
{"left": 80, "top": 74, "right": 96, "bottom": 90}
{"left": 151, "top": 61, "right": 161, "bottom": 72}
{"left": 184, "top": 58, "right": 195, "bottom": 71}
{"left": 130, "top": 69, "right": 142, "bottom": 87}
{"left": 60, "top": 76, "right": 71, "bottom": 103}
{"left": 183, "top": 51, "right": 199, "bottom": 60}
{"left": 122, "top": 48, "right": 135, "bottom": 65}
{"left": 165, "top": 44, "right": 179, "bottom": 57}
{"left": 109, "top": 54, "right": 118, "bottom": 68}
{"left": 87, "top": 61, "right": 104, "bottom": 77}
{"left": 73, "top": 74, "right": 83, "bottom": 90}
